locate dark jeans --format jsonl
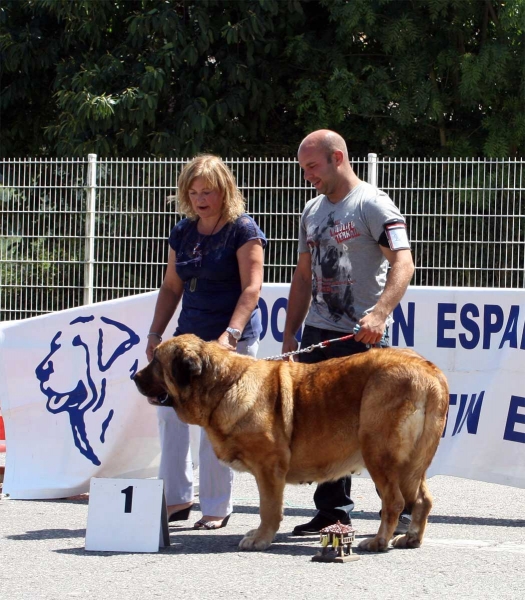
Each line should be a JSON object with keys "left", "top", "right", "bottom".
{"left": 298, "top": 324, "right": 398, "bottom": 523}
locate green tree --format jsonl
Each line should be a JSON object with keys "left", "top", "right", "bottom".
{"left": 1, "top": 0, "right": 524, "bottom": 158}
{"left": 289, "top": 0, "right": 525, "bottom": 157}
{"left": 1, "top": 0, "right": 305, "bottom": 157}
{"left": 0, "top": 0, "right": 64, "bottom": 156}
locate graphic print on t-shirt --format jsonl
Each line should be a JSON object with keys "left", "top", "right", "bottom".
{"left": 307, "top": 211, "right": 357, "bottom": 324}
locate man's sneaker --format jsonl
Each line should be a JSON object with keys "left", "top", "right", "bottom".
{"left": 394, "top": 513, "right": 412, "bottom": 535}
{"left": 292, "top": 514, "right": 351, "bottom": 536}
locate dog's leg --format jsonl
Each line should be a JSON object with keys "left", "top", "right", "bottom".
{"left": 392, "top": 476, "right": 432, "bottom": 549}
{"left": 239, "top": 466, "right": 286, "bottom": 551}
{"left": 358, "top": 466, "right": 404, "bottom": 552}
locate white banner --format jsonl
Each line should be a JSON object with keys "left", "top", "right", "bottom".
{"left": 1, "top": 285, "right": 524, "bottom": 498}
{"left": 0, "top": 293, "right": 165, "bottom": 499}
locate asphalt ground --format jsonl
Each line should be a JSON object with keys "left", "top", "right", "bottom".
{"left": 1, "top": 452, "right": 524, "bottom": 600}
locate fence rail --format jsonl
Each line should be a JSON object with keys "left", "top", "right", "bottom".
{"left": 1, "top": 155, "right": 523, "bottom": 321}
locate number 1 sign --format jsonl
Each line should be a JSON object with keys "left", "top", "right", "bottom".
{"left": 85, "top": 478, "right": 170, "bottom": 552}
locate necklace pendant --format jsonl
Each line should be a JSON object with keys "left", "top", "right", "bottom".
{"left": 190, "top": 277, "right": 197, "bottom": 292}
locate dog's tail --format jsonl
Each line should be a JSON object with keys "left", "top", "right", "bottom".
{"left": 399, "top": 360, "right": 449, "bottom": 507}
{"left": 417, "top": 361, "right": 449, "bottom": 463}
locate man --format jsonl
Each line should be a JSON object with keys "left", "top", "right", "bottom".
{"left": 282, "top": 129, "right": 415, "bottom": 535}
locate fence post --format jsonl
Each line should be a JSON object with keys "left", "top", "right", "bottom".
{"left": 367, "top": 152, "right": 378, "bottom": 187}
{"left": 84, "top": 154, "right": 97, "bottom": 305}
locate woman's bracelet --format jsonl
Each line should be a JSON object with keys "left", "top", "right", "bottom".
{"left": 147, "top": 332, "right": 163, "bottom": 342}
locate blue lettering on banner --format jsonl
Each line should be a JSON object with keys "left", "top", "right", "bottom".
{"left": 437, "top": 303, "right": 456, "bottom": 348}
{"left": 259, "top": 297, "right": 301, "bottom": 343}
{"left": 259, "top": 298, "right": 268, "bottom": 340}
{"left": 458, "top": 303, "right": 480, "bottom": 349}
{"left": 499, "top": 305, "right": 520, "bottom": 349}
{"left": 483, "top": 305, "right": 504, "bottom": 349}
{"left": 392, "top": 303, "right": 415, "bottom": 347}
{"left": 442, "top": 391, "right": 484, "bottom": 437}
{"left": 271, "top": 297, "right": 288, "bottom": 343}
{"left": 503, "top": 395, "right": 525, "bottom": 444}
{"left": 437, "top": 303, "right": 525, "bottom": 350}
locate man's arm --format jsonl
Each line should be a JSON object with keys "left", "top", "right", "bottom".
{"left": 355, "top": 247, "right": 414, "bottom": 345}
{"left": 282, "top": 252, "right": 312, "bottom": 356}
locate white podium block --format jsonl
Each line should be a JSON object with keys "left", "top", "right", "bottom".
{"left": 85, "top": 478, "right": 170, "bottom": 552}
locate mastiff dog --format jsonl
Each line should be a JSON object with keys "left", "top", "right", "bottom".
{"left": 134, "top": 334, "right": 449, "bottom": 552}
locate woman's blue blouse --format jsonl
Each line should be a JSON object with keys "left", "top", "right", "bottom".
{"left": 168, "top": 214, "right": 267, "bottom": 342}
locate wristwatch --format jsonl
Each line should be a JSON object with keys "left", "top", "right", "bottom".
{"left": 226, "top": 327, "right": 242, "bottom": 341}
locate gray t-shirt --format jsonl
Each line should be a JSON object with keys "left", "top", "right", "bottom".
{"left": 298, "top": 181, "right": 407, "bottom": 332}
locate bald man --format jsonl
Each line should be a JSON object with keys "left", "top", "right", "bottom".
{"left": 283, "top": 129, "right": 415, "bottom": 535}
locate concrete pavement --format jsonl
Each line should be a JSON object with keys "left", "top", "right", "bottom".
{"left": 1, "top": 463, "right": 524, "bottom": 600}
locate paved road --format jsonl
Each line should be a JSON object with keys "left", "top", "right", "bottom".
{"left": 1, "top": 464, "right": 524, "bottom": 600}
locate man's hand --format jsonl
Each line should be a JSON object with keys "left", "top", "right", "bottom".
{"left": 354, "top": 311, "right": 387, "bottom": 345}
{"left": 281, "top": 334, "right": 299, "bottom": 362}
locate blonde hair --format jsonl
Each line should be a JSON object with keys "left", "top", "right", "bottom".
{"left": 175, "top": 155, "right": 246, "bottom": 221}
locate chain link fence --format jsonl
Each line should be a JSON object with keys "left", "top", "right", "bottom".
{"left": 1, "top": 155, "right": 523, "bottom": 321}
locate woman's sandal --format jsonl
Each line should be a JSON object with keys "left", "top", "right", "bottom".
{"left": 193, "top": 514, "right": 231, "bottom": 530}
{"left": 168, "top": 504, "right": 193, "bottom": 523}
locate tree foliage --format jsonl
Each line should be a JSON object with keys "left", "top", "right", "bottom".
{"left": 1, "top": 0, "right": 524, "bottom": 158}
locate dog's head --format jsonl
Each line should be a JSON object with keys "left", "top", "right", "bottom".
{"left": 134, "top": 334, "right": 229, "bottom": 425}
{"left": 320, "top": 245, "right": 341, "bottom": 278}
{"left": 35, "top": 315, "right": 140, "bottom": 465}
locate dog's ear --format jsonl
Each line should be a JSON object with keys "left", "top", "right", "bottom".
{"left": 171, "top": 349, "right": 202, "bottom": 387}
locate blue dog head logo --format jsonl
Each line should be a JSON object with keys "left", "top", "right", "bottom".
{"left": 35, "top": 315, "right": 140, "bottom": 466}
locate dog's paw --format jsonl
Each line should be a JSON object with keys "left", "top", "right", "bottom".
{"left": 239, "top": 533, "right": 273, "bottom": 551}
{"left": 358, "top": 536, "right": 389, "bottom": 552}
{"left": 243, "top": 529, "right": 258, "bottom": 539}
{"left": 391, "top": 534, "right": 421, "bottom": 549}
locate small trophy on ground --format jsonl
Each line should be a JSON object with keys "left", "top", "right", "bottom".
{"left": 312, "top": 521, "right": 360, "bottom": 563}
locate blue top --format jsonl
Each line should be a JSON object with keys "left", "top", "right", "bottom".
{"left": 169, "top": 214, "right": 267, "bottom": 342}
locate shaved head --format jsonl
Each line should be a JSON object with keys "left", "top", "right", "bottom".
{"left": 297, "top": 129, "right": 358, "bottom": 202}
{"left": 298, "top": 130, "right": 349, "bottom": 162}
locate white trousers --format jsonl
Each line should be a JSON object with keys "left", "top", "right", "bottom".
{"left": 157, "top": 337, "right": 259, "bottom": 517}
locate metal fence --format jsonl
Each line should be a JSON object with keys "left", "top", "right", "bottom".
{"left": 1, "top": 155, "right": 523, "bottom": 321}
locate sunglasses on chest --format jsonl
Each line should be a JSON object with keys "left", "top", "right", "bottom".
{"left": 176, "top": 242, "right": 204, "bottom": 267}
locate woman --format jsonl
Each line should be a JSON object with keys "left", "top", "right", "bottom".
{"left": 146, "top": 154, "right": 266, "bottom": 530}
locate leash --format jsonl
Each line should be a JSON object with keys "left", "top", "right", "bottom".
{"left": 263, "top": 324, "right": 388, "bottom": 361}
{"left": 264, "top": 333, "right": 356, "bottom": 361}
{"left": 156, "top": 331, "right": 357, "bottom": 403}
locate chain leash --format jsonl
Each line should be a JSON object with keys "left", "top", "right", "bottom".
{"left": 262, "top": 324, "right": 389, "bottom": 361}
{"left": 263, "top": 333, "right": 356, "bottom": 361}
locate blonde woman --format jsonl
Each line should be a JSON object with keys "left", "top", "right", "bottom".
{"left": 146, "top": 155, "right": 266, "bottom": 530}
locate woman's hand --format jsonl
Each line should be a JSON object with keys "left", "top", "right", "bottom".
{"left": 218, "top": 330, "right": 238, "bottom": 351}
{"left": 146, "top": 335, "right": 162, "bottom": 362}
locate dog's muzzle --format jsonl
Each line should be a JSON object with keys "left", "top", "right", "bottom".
{"left": 156, "top": 392, "right": 174, "bottom": 407}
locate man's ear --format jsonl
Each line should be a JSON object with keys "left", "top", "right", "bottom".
{"left": 333, "top": 149, "right": 344, "bottom": 167}
{"left": 171, "top": 350, "right": 202, "bottom": 387}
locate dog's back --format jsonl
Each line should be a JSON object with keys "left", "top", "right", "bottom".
{"left": 281, "top": 348, "right": 449, "bottom": 487}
